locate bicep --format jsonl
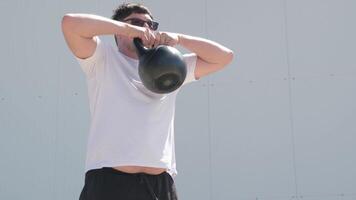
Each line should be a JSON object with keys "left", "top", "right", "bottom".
{"left": 195, "top": 57, "right": 225, "bottom": 80}
{"left": 61, "top": 16, "right": 96, "bottom": 59}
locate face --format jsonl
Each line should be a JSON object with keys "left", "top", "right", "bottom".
{"left": 116, "top": 13, "right": 157, "bottom": 53}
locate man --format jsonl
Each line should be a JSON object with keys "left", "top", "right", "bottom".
{"left": 61, "top": 3, "right": 233, "bottom": 200}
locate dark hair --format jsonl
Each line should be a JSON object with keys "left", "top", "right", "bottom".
{"left": 111, "top": 2, "right": 153, "bottom": 45}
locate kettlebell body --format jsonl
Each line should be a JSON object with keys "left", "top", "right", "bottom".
{"left": 133, "top": 38, "right": 187, "bottom": 94}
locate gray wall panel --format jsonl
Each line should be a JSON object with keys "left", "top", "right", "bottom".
{"left": 207, "top": 0, "right": 289, "bottom": 83}
{"left": 0, "top": 0, "right": 60, "bottom": 199}
{"left": 0, "top": 0, "right": 97, "bottom": 199}
{"left": 144, "top": 0, "right": 206, "bottom": 36}
{"left": 291, "top": 77, "right": 356, "bottom": 195}
{"left": 175, "top": 85, "right": 210, "bottom": 200}
{"left": 286, "top": 0, "right": 356, "bottom": 78}
{"left": 207, "top": 1, "right": 296, "bottom": 198}
{"left": 286, "top": 0, "right": 356, "bottom": 198}
{"left": 209, "top": 80, "right": 296, "bottom": 199}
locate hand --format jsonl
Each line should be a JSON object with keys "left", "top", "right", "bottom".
{"left": 125, "top": 24, "right": 156, "bottom": 48}
{"left": 152, "top": 32, "right": 180, "bottom": 48}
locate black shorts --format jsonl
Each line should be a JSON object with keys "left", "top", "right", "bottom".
{"left": 79, "top": 167, "right": 178, "bottom": 200}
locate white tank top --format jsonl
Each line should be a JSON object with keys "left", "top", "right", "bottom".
{"left": 75, "top": 36, "right": 197, "bottom": 178}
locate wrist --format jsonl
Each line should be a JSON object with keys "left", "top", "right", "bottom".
{"left": 116, "top": 21, "right": 132, "bottom": 38}
{"left": 177, "top": 34, "right": 182, "bottom": 46}
{"left": 123, "top": 23, "right": 133, "bottom": 37}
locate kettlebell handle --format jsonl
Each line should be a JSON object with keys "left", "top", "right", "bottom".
{"left": 133, "top": 37, "right": 149, "bottom": 57}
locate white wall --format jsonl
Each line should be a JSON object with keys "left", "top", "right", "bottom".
{"left": 0, "top": 0, "right": 355, "bottom": 199}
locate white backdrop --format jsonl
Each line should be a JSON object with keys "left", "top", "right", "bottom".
{"left": 0, "top": 0, "right": 355, "bottom": 199}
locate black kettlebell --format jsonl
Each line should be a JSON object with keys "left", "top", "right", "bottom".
{"left": 133, "top": 37, "right": 187, "bottom": 94}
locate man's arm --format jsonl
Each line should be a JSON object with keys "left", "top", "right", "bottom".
{"left": 157, "top": 32, "right": 234, "bottom": 80}
{"left": 178, "top": 34, "right": 234, "bottom": 80}
{"left": 61, "top": 13, "right": 155, "bottom": 59}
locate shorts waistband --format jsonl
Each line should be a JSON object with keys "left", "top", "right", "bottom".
{"left": 86, "top": 167, "right": 167, "bottom": 178}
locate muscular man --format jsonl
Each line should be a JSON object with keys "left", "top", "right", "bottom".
{"left": 61, "top": 3, "right": 233, "bottom": 200}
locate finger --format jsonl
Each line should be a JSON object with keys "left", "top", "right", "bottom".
{"left": 148, "top": 30, "right": 156, "bottom": 47}
{"left": 166, "top": 39, "right": 173, "bottom": 46}
{"left": 169, "top": 40, "right": 177, "bottom": 46}
{"left": 153, "top": 31, "right": 160, "bottom": 47}
{"left": 160, "top": 32, "right": 167, "bottom": 45}
{"left": 168, "top": 40, "right": 175, "bottom": 46}
{"left": 142, "top": 32, "right": 148, "bottom": 44}
{"left": 137, "top": 29, "right": 147, "bottom": 45}
{"left": 164, "top": 37, "right": 171, "bottom": 46}
{"left": 136, "top": 27, "right": 147, "bottom": 42}
{"left": 143, "top": 29, "right": 151, "bottom": 47}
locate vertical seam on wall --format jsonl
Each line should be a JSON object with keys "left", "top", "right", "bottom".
{"left": 54, "top": 1, "right": 62, "bottom": 199}
{"left": 54, "top": 46, "right": 60, "bottom": 200}
{"left": 282, "top": 0, "right": 299, "bottom": 198}
{"left": 204, "top": 0, "right": 213, "bottom": 200}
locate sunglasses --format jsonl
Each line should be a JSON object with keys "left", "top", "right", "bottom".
{"left": 123, "top": 18, "right": 159, "bottom": 31}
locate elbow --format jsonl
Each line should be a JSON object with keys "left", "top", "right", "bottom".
{"left": 62, "top": 13, "right": 77, "bottom": 20}
{"left": 62, "top": 13, "right": 72, "bottom": 23}
{"left": 227, "top": 50, "right": 234, "bottom": 63}
{"left": 61, "top": 14, "right": 72, "bottom": 30}
{"left": 223, "top": 49, "right": 234, "bottom": 66}
{"left": 61, "top": 13, "right": 79, "bottom": 30}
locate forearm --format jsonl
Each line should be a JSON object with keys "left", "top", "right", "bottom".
{"left": 62, "top": 13, "right": 130, "bottom": 38}
{"left": 178, "top": 34, "right": 234, "bottom": 64}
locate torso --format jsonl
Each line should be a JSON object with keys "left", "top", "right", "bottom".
{"left": 113, "top": 166, "right": 167, "bottom": 175}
